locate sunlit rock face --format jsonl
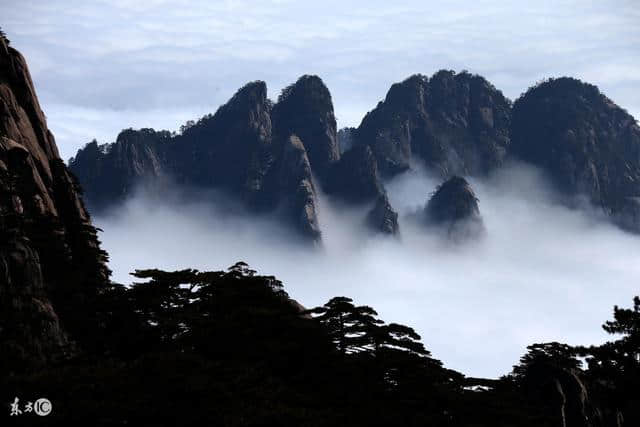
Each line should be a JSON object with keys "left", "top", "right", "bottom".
{"left": 424, "top": 176, "right": 484, "bottom": 241}
{"left": 511, "top": 77, "right": 640, "bottom": 233}
{"left": 0, "top": 37, "right": 109, "bottom": 367}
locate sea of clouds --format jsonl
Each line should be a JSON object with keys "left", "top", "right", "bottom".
{"left": 93, "top": 162, "right": 640, "bottom": 378}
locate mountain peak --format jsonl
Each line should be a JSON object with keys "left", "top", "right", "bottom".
{"left": 511, "top": 75, "right": 640, "bottom": 232}
{"left": 272, "top": 74, "right": 339, "bottom": 177}
{"left": 357, "top": 69, "right": 511, "bottom": 176}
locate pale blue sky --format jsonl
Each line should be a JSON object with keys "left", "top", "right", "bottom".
{"left": 2, "top": 0, "right": 639, "bottom": 160}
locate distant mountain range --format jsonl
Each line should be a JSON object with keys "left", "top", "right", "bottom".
{"left": 68, "top": 69, "right": 640, "bottom": 241}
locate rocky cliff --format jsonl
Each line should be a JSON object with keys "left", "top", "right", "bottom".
{"left": 355, "top": 70, "right": 511, "bottom": 177}
{"left": 0, "top": 37, "right": 109, "bottom": 369}
{"left": 71, "top": 75, "right": 393, "bottom": 240}
{"left": 71, "top": 129, "right": 169, "bottom": 211}
{"left": 511, "top": 77, "right": 640, "bottom": 233}
{"left": 272, "top": 75, "right": 340, "bottom": 180}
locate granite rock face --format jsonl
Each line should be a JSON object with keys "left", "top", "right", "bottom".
{"left": 71, "top": 75, "right": 394, "bottom": 241}
{"left": 71, "top": 79, "right": 326, "bottom": 241}
{"left": 0, "top": 37, "right": 109, "bottom": 367}
{"left": 511, "top": 77, "right": 640, "bottom": 233}
{"left": 425, "top": 176, "right": 484, "bottom": 241}
{"left": 71, "top": 129, "right": 168, "bottom": 211}
{"left": 325, "top": 144, "right": 399, "bottom": 235}
{"left": 367, "top": 194, "right": 399, "bottom": 235}
{"left": 325, "top": 144, "right": 384, "bottom": 204}
{"left": 275, "top": 135, "right": 321, "bottom": 242}
{"left": 522, "top": 363, "right": 620, "bottom": 427}
{"left": 355, "top": 70, "right": 511, "bottom": 177}
{"left": 272, "top": 75, "right": 340, "bottom": 180}
{"left": 337, "top": 127, "right": 356, "bottom": 154}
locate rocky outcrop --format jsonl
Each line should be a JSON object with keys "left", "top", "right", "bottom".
{"left": 367, "top": 194, "right": 399, "bottom": 235}
{"left": 275, "top": 135, "right": 321, "bottom": 241}
{"left": 325, "top": 144, "right": 383, "bottom": 204}
{"left": 524, "top": 366, "right": 617, "bottom": 427}
{"left": 325, "top": 144, "right": 399, "bottom": 235}
{"left": 70, "top": 129, "right": 168, "bottom": 211}
{"left": 70, "top": 79, "right": 326, "bottom": 241}
{"left": 355, "top": 70, "right": 511, "bottom": 177}
{"left": 180, "top": 81, "right": 273, "bottom": 196}
{"left": 425, "top": 176, "right": 484, "bottom": 240}
{"left": 272, "top": 75, "right": 340, "bottom": 180}
{"left": 337, "top": 127, "right": 356, "bottom": 153}
{"left": 0, "top": 38, "right": 109, "bottom": 368}
{"left": 511, "top": 77, "right": 640, "bottom": 233}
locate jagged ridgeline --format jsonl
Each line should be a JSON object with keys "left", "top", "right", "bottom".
{"left": 69, "top": 76, "right": 392, "bottom": 243}
{"left": 69, "top": 70, "right": 640, "bottom": 240}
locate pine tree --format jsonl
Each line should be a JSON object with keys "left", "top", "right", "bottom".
{"left": 306, "top": 297, "right": 368, "bottom": 355}
{"left": 512, "top": 342, "right": 580, "bottom": 381}
{"left": 0, "top": 27, "right": 9, "bottom": 44}
{"left": 602, "top": 296, "right": 640, "bottom": 362}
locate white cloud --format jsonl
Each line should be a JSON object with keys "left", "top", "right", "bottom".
{"left": 94, "top": 164, "right": 640, "bottom": 378}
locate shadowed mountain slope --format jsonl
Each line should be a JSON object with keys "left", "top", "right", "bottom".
{"left": 511, "top": 77, "right": 640, "bottom": 232}
{"left": 0, "top": 36, "right": 109, "bottom": 367}
{"left": 69, "top": 71, "right": 640, "bottom": 238}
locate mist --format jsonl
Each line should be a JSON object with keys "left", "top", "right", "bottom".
{"left": 93, "top": 163, "right": 640, "bottom": 379}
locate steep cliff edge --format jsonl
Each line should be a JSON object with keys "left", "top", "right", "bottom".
{"left": 272, "top": 75, "right": 340, "bottom": 180}
{"left": 0, "top": 37, "right": 109, "bottom": 368}
{"left": 70, "top": 129, "right": 169, "bottom": 211}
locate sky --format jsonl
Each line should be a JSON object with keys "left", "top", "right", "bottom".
{"left": 1, "top": 0, "right": 639, "bottom": 161}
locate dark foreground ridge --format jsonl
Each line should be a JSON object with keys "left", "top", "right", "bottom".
{"left": 2, "top": 261, "right": 638, "bottom": 426}
{"left": 1, "top": 36, "right": 639, "bottom": 426}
